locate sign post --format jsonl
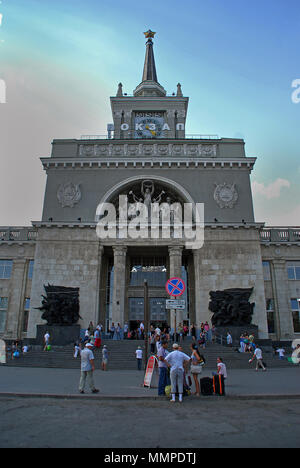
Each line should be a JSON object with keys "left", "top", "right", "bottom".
{"left": 144, "top": 279, "right": 149, "bottom": 370}
{"left": 165, "top": 277, "right": 186, "bottom": 340}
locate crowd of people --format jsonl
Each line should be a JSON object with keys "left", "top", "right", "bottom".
{"left": 5, "top": 321, "right": 300, "bottom": 398}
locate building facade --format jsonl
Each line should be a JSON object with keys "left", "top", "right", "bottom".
{"left": 0, "top": 32, "right": 299, "bottom": 341}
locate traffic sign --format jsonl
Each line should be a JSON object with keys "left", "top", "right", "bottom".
{"left": 165, "top": 277, "right": 186, "bottom": 297}
{"left": 166, "top": 299, "right": 185, "bottom": 310}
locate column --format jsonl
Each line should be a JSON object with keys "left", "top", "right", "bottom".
{"left": 168, "top": 246, "right": 183, "bottom": 330}
{"left": 270, "top": 259, "right": 294, "bottom": 339}
{"left": 94, "top": 244, "right": 104, "bottom": 326}
{"left": 111, "top": 246, "right": 127, "bottom": 327}
{"left": 6, "top": 258, "right": 27, "bottom": 339}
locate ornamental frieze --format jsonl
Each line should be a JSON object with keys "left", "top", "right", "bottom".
{"left": 78, "top": 143, "right": 217, "bottom": 158}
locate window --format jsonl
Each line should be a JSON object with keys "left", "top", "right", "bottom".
{"left": 23, "top": 298, "right": 30, "bottom": 333}
{"left": 287, "top": 262, "right": 300, "bottom": 280}
{"left": 0, "top": 260, "right": 13, "bottom": 279}
{"left": 0, "top": 297, "right": 8, "bottom": 333}
{"left": 266, "top": 299, "right": 275, "bottom": 334}
{"left": 28, "top": 260, "right": 34, "bottom": 280}
{"left": 130, "top": 256, "right": 167, "bottom": 287}
{"left": 262, "top": 261, "right": 271, "bottom": 281}
{"left": 291, "top": 298, "right": 300, "bottom": 333}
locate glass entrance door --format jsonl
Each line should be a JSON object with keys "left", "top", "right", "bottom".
{"left": 128, "top": 297, "right": 168, "bottom": 329}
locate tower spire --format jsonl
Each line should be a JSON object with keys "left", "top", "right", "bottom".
{"left": 133, "top": 30, "right": 166, "bottom": 97}
{"left": 142, "top": 30, "right": 158, "bottom": 82}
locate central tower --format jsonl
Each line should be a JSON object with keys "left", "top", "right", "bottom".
{"left": 111, "top": 30, "right": 189, "bottom": 139}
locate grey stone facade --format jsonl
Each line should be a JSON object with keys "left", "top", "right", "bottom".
{"left": 0, "top": 33, "right": 299, "bottom": 342}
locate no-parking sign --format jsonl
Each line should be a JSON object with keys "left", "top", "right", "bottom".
{"left": 165, "top": 277, "right": 186, "bottom": 297}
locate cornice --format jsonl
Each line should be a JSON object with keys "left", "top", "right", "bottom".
{"left": 41, "top": 157, "right": 256, "bottom": 171}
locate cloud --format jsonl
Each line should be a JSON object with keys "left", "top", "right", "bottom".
{"left": 251, "top": 178, "right": 290, "bottom": 199}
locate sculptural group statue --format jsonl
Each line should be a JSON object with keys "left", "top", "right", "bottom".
{"left": 36, "top": 284, "right": 81, "bottom": 326}
{"left": 208, "top": 288, "right": 255, "bottom": 327}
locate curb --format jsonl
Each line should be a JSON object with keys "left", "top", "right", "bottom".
{"left": 0, "top": 392, "right": 300, "bottom": 401}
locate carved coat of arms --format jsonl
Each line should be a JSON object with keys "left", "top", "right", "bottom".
{"left": 214, "top": 183, "right": 238, "bottom": 209}
{"left": 57, "top": 183, "right": 82, "bottom": 208}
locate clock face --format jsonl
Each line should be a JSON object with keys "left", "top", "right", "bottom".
{"left": 134, "top": 112, "right": 164, "bottom": 139}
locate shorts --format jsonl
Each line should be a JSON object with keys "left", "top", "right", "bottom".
{"left": 191, "top": 364, "right": 203, "bottom": 374}
{"left": 102, "top": 359, "right": 108, "bottom": 365}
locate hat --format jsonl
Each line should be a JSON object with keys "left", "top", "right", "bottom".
{"left": 103, "top": 345, "right": 107, "bottom": 348}
{"left": 85, "top": 342, "right": 93, "bottom": 348}
{"left": 173, "top": 343, "right": 179, "bottom": 349}
{"left": 138, "top": 346, "right": 141, "bottom": 349}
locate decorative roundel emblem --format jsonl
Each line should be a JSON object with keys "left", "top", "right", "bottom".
{"left": 57, "top": 182, "right": 82, "bottom": 208}
{"left": 214, "top": 183, "right": 238, "bottom": 209}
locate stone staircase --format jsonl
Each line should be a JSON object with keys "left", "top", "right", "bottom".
{"left": 2, "top": 338, "right": 295, "bottom": 370}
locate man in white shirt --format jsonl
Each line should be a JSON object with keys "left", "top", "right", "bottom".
{"left": 249, "top": 346, "right": 266, "bottom": 371}
{"left": 135, "top": 346, "right": 143, "bottom": 370}
{"left": 79, "top": 342, "right": 99, "bottom": 394}
{"left": 276, "top": 348, "right": 285, "bottom": 360}
{"left": 165, "top": 343, "right": 190, "bottom": 403}
{"left": 43, "top": 332, "right": 50, "bottom": 351}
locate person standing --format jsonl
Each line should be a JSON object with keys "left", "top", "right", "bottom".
{"left": 101, "top": 345, "right": 109, "bottom": 371}
{"left": 157, "top": 341, "right": 170, "bottom": 396}
{"left": 249, "top": 346, "right": 266, "bottom": 371}
{"left": 116, "top": 323, "right": 121, "bottom": 340}
{"left": 74, "top": 342, "right": 81, "bottom": 359}
{"left": 165, "top": 343, "right": 190, "bottom": 403}
{"left": 88, "top": 322, "right": 94, "bottom": 336}
{"left": 227, "top": 332, "right": 233, "bottom": 347}
{"left": 190, "top": 323, "right": 197, "bottom": 342}
{"left": 135, "top": 346, "right": 143, "bottom": 371}
{"left": 276, "top": 347, "right": 286, "bottom": 360}
{"left": 109, "top": 322, "right": 115, "bottom": 340}
{"left": 124, "top": 322, "right": 129, "bottom": 339}
{"left": 190, "top": 343, "right": 205, "bottom": 396}
{"left": 79, "top": 342, "right": 99, "bottom": 394}
{"left": 43, "top": 331, "right": 50, "bottom": 351}
{"left": 94, "top": 326, "right": 101, "bottom": 349}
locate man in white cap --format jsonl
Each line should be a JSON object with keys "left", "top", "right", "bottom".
{"left": 165, "top": 343, "right": 190, "bottom": 403}
{"left": 79, "top": 342, "right": 99, "bottom": 394}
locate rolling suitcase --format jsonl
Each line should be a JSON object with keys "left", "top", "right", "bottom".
{"left": 200, "top": 377, "right": 214, "bottom": 396}
{"left": 213, "top": 374, "right": 226, "bottom": 396}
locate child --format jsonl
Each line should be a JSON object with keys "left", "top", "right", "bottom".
{"left": 74, "top": 342, "right": 81, "bottom": 359}
{"left": 135, "top": 346, "right": 143, "bottom": 371}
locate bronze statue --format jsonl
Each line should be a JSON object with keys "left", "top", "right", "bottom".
{"left": 209, "top": 288, "right": 255, "bottom": 327}
{"left": 36, "top": 284, "right": 81, "bottom": 326}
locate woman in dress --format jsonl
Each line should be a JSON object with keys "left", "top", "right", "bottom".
{"left": 190, "top": 343, "right": 204, "bottom": 396}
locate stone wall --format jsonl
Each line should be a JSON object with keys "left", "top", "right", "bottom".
{"left": 194, "top": 227, "right": 268, "bottom": 338}
{"left": 27, "top": 227, "right": 103, "bottom": 339}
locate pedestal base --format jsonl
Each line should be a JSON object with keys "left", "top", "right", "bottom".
{"left": 36, "top": 324, "right": 81, "bottom": 346}
{"left": 216, "top": 325, "right": 259, "bottom": 346}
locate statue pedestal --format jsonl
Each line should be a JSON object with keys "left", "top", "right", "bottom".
{"left": 36, "top": 324, "right": 81, "bottom": 346}
{"left": 216, "top": 325, "right": 259, "bottom": 346}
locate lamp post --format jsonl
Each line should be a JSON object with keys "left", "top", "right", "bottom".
{"left": 144, "top": 279, "right": 149, "bottom": 369}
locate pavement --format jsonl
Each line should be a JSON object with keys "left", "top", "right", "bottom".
{"left": 0, "top": 365, "right": 299, "bottom": 399}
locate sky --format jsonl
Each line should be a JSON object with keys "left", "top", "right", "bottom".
{"left": 0, "top": 0, "right": 299, "bottom": 226}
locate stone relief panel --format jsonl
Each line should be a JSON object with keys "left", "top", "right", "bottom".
{"left": 214, "top": 182, "right": 238, "bottom": 209}
{"left": 57, "top": 182, "right": 82, "bottom": 208}
{"left": 78, "top": 143, "right": 217, "bottom": 158}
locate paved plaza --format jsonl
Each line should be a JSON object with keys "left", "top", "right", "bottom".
{"left": 0, "top": 366, "right": 299, "bottom": 448}
{"left": 0, "top": 366, "right": 299, "bottom": 398}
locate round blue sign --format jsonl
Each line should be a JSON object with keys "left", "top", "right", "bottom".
{"left": 165, "top": 277, "right": 186, "bottom": 297}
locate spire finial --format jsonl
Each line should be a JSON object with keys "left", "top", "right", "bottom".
{"left": 144, "top": 29, "right": 156, "bottom": 39}
{"left": 142, "top": 30, "right": 158, "bottom": 82}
